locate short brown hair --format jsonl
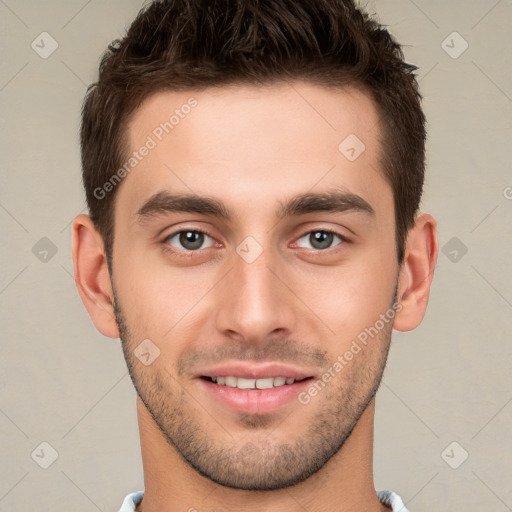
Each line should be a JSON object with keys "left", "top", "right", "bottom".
{"left": 81, "top": 0, "right": 426, "bottom": 264}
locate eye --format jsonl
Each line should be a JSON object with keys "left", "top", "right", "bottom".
{"left": 164, "top": 230, "right": 215, "bottom": 251}
{"left": 295, "top": 230, "right": 345, "bottom": 250}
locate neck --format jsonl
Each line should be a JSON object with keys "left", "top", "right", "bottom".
{"left": 135, "top": 397, "right": 388, "bottom": 512}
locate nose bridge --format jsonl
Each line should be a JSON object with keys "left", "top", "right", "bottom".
{"left": 215, "top": 238, "right": 295, "bottom": 343}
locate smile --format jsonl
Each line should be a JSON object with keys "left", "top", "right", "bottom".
{"left": 196, "top": 364, "right": 316, "bottom": 415}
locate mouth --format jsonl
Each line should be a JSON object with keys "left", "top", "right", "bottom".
{"left": 195, "top": 363, "right": 316, "bottom": 415}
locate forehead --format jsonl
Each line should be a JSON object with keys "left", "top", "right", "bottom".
{"left": 118, "top": 82, "right": 390, "bottom": 222}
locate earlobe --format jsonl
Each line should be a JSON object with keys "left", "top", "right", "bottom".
{"left": 394, "top": 213, "right": 438, "bottom": 332}
{"left": 72, "top": 214, "right": 120, "bottom": 338}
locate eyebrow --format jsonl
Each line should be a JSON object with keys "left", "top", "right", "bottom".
{"left": 136, "top": 188, "right": 375, "bottom": 223}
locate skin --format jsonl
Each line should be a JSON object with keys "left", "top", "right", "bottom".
{"left": 72, "top": 82, "right": 438, "bottom": 512}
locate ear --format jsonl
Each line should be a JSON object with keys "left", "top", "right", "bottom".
{"left": 72, "top": 214, "right": 120, "bottom": 338}
{"left": 394, "top": 213, "right": 438, "bottom": 332}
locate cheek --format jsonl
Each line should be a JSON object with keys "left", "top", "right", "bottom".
{"left": 291, "top": 251, "right": 397, "bottom": 343}
{"left": 115, "top": 254, "right": 218, "bottom": 351}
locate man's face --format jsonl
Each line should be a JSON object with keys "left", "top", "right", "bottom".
{"left": 111, "top": 83, "right": 399, "bottom": 490}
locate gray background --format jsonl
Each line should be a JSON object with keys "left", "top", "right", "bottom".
{"left": 1, "top": 1, "right": 511, "bottom": 511}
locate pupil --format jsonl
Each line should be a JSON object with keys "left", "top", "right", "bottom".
{"left": 180, "top": 231, "right": 203, "bottom": 250}
{"left": 311, "top": 231, "right": 332, "bottom": 249}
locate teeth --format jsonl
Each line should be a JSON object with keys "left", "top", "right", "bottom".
{"left": 225, "top": 376, "right": 237, "bottom": 387}
{"left": 211, "top": 376, "right": 296, "bottom": 389}
{"left": 237, "top": 378, "right": 256, "bottom": 389}
{"left": 256, "top": 378, "right": 274, "bottom": 389}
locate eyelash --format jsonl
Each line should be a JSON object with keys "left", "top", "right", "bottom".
{"left": 161, "top": 228, "right": 349, "bottom": 258}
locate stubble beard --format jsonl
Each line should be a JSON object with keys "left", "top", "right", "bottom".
{"left": 112, "top": 282, "right": 394, "bottom": 491}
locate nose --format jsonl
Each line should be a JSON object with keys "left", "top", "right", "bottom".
{"left": 214, "top": 242, "right": 297, "bottom": 346}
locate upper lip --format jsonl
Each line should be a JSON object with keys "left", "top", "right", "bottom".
{"left": 195, "top": 362, "right": 315, "bottom": 380}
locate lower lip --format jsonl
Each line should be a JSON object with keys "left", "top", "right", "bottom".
{"left": 198, "top": 378, "right": 313, "bottom": 415}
